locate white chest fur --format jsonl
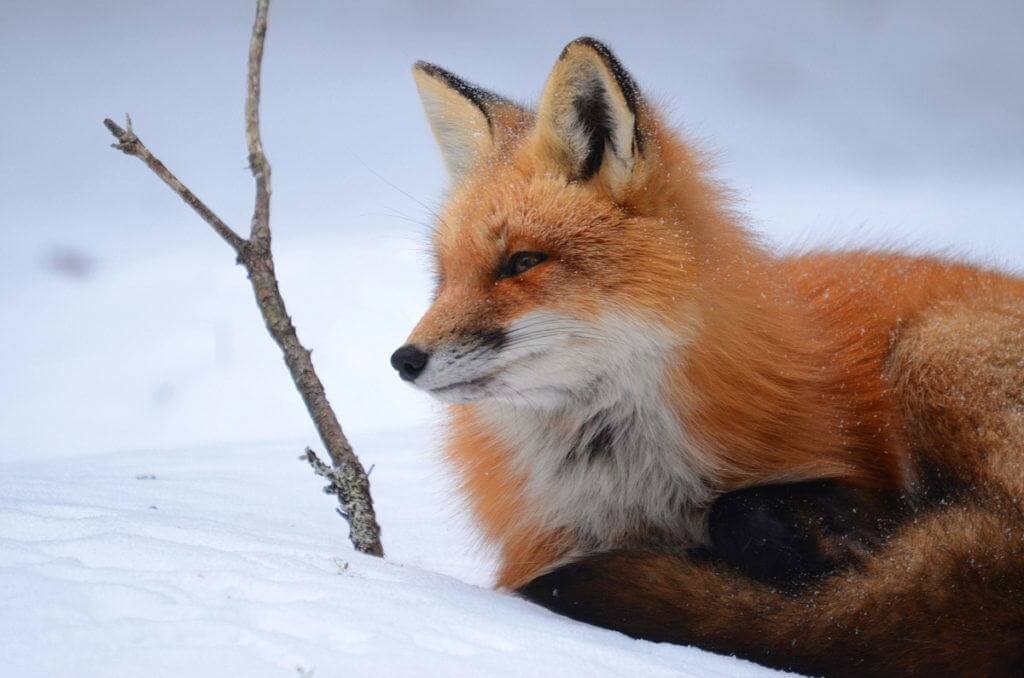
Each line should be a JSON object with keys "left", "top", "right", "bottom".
{"left": 476, "top": 310, "right": 713, "bottom": 548}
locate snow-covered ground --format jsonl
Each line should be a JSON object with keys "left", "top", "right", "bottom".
{"left": 3, "top": 1, "right": 1024, "bottom": 676}
{"left": 0, "top": 432, "right": 780, "bottom": 678}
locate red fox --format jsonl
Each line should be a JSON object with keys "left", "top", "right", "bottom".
{"left": 392, "top": 37, "right": 1024, "bottom": 675}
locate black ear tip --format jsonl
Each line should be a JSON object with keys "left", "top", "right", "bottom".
{"left": 565, "top": 36, "right": 610, "bottom": 54}
{"left": 412, "top": 61, "right": 473, "bottom": 93}
{"left": 559, "top": 36, "right": 640, "bottom": 115}
{"left": 562, "top": 36, "right": 613, "bottom": 58}
{"left": 413, "top": 61, "right": 446, "bottom": 78}
{"left": 412, "top": 62, "right": 509, "bottom": 116}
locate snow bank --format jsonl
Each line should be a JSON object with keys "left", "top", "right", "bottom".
{"left": 0, "top": 430, "right": 783, "bottom": 677}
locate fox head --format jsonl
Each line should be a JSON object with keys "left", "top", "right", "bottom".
{"left": 392, "top": 38, "right": 739, "bottom": 408}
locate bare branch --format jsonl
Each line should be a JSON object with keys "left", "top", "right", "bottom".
{"left": 246, "top": 0, "right": 271, "bottom": 250}
{"left": 102, "top": 116, "right": 247, "bottom": 254}
{"left": 102, "top": 0, "right": 384, "bottom": 557}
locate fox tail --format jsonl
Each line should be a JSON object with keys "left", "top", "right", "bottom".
{"left": 519, "top": 469, "right": 1024, "bottom": 676}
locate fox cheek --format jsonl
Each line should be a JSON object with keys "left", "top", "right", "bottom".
{"left": 472, "top": 329, "right": 507, "bottom": 352}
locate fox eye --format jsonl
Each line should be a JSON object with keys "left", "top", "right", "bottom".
{"left": 499, "top": 251, "right": 548, "bottom": 279}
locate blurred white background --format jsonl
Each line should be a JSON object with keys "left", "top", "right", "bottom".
{"left": 2, "top": 1, "right": 1023, "bottom": 460}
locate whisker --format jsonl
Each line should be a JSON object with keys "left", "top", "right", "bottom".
{"left": 353, "top": 155, "right": 451, "bottom": 234}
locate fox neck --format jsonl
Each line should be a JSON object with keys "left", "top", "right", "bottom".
{"left": 637, "top": 131, "right": 891, "bottom": 490}
{"left": 471, "top": 249, "right": 880, "bottom": 551}
{"left": 683, "top": 234, "right": 900, "bottom": 490}
{"left": 475, "top": 309, "right": 714, "bottom": 548}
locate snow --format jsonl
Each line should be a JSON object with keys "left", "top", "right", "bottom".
{"left": 3, "top": 1, "right": 1024, "bottom": 676}
{"left": 0, "top": 432, "right": 779, "bottom": 678}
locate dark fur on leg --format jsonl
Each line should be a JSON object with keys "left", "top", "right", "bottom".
{"left": 706, "top": 480, "right": 891, "bottom": 588}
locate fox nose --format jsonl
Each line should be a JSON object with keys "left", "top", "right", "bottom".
{"left": 390, "top": 344, "right": 430, "bottom": 381}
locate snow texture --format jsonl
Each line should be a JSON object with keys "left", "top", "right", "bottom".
{"left": 0, "top": 430, "right": 783, "bottom": 677}
{"left": 2, "top": 1, "right": 1023, "bottom": 676}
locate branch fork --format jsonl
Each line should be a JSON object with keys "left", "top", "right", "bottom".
{"left": 103, "top": 0, "right": 383, "bottom": 557}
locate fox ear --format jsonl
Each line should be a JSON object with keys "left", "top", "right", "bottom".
{"left": 535, "top": 38, "right": 644, "bottom": 195}
{"left": 413, "top": 62, "right": 518, "bottom": 183}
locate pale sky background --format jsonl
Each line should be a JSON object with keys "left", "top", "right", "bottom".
{"left": 1, "top": 1, "right": 1022, "bottom": 458}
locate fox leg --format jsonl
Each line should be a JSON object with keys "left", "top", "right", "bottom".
{"left": 705, "top": 480, "right": 889, "bottom": 588}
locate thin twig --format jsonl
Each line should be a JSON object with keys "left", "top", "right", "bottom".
{"left": 103, "top": 116, "right": 247, "bottom": 254}
{"left": 102, "top": 0, "right": 383, "bottom": 557}
{"left": 245, "top": 0, "right": 271, "bottom": 250}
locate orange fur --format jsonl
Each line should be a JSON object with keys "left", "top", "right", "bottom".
{"left": 404, "top": 40, "right": 1024, "bottom": 592}
{"left": 445, "top": 407, "right": 579, "bottom": 588}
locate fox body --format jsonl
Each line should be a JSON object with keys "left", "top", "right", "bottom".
{"left": 394, "top": 38, "right": 1024, "bottom": 675}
